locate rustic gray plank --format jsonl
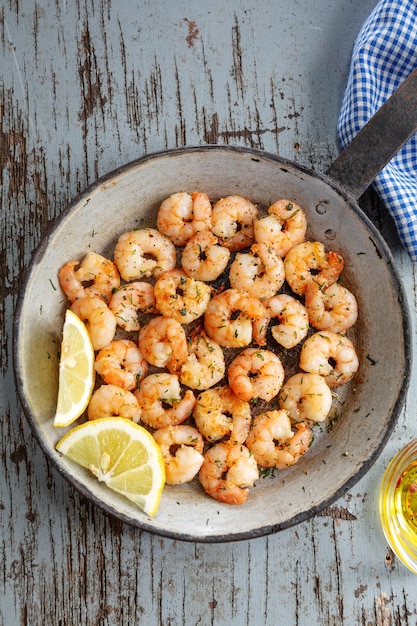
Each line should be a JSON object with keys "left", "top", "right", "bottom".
{"left": 2, "top": 1, "right": 417, "bottom": 625}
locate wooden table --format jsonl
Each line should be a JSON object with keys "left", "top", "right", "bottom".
{"left": 2, "top": 1, "right": 417, "bottom": 624}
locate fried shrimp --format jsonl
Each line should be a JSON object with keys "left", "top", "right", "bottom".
{"left": 57, "top": 186, "right": 362, "bottom": 508}
{"left": 138, "top": 316, "right": 188, "bottom": 374}
{"left": 94, "top": 339, "right": 148, "bottom": 391}
{"left": 134, "top": 372, "right": 196, "bottom": 429}
{"left": 113, "top": 228, "right": 176, "bottom": 281}
{"left": 211, "top": 195, "right": 259, "bottom": 251}
{"left": 193, "top": 385, "right": 251, "bottom": 445}
{"left": 304, "top": 281, "right": 358, "bottom": 333}
{"left": 181, "top": 230, "right": 231, "bottom": 282}
{"left": 228, "top": 348, "right": 284, "bottom": 402}
{"left": 153, "top": 269, "right": 212, "bottom": 324}
{"left": 246, "top": 410, "right": 313, "bottom": 469}
{"left": 204, "top": 288, "right": 266, "bottom": 348}
{"left": 70, "top": 295, "right": 117, "bottom": 351}
{"left": 254, "top": 199, "right": 307, "bottom": 257}
{"left": 87, "top": 384, "right": 141, "bottom": 422}
{"left": 179, "top": 331, "right": 225, "bottom": 390}
{"left": 278, "top": 373, "right": 333, "bottom": 423}
{"left": 299, "top": 330, "right": 359, "bottom": 387}
{"left": 253, "top": 294, "right": 309, "bottom": 349}
{"left": 59, "top": 252, "right": 120, "bottom": 303}
{"left": 156, "top": 191, "right": 212, "bottom": 246}
{"left": 229, "top": 242, "right": 285, "bottom": 299}
{"left": 153, "top": 425, "right": 204, "bottom": 485}
{"left": 199, "top": 442, "right": 259, "bottom": 505}
{"left": 58, "top": 261, "right": 86, "bottom": 302}
{"left": 284, "top": 241, "right": 344, "bottom": 295}
{"left": 109, "top": 281, "right": 156, "bottom": 332}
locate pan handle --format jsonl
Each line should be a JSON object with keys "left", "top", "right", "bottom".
{"left": 327, "top": 67, "right": 417, "bottom": 200}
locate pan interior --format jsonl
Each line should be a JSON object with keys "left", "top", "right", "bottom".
{"left": 15, "top": 146, "right": 409, "bottom": 541}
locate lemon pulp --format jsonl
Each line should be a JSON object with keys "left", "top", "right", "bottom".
{"left": 56, "top": 417, "right": 165, "bottom": 517}
{"left": 54, "top": 309, "right": 95, "bottom": 428}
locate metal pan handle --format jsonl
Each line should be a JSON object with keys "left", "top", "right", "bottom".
{"left": 327, "top": 67, "right": 417, "bottom": 200}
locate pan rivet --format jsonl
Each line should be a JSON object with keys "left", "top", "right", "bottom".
{"left": 325, "top": 228, "right": 336, "bottom": 240}
{"left": 315, "top": 203, "right": 328, "bottom": 215}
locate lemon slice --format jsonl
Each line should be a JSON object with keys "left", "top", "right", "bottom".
{"left": 54, "top": 309, "right": 95, "bottom": 428}
{"left": 56, "top": 417, "right": 166, "bottom": 516}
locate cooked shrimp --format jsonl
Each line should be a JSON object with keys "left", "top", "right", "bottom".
{"left": 228, "top": 348, "right": 284, "bottom": 402}
{"left": 246, "top": 410, "right": 313, "bottom": 469}
{"left": 278, "top": 373, "right": 333, "bottom": 423}
{"left": 299, "top": 330, "right": 359, "bottom": 388}
{"left": 229, "top": 242, "right": 285, "bottom": 299}
{"left": 94, "top": 339, "right": 148, "bottom": 391}
{"left": 179, "top": 331, "right": 225, "bottom": 390}
{"left": 199, "top": 442, "right": 259, "bottom": 505}
{"left": 109, "top": 281, "right": 156, "bottom": 332}
{"left": 87, "top": 384, "right": 141, "bottom": 422}
{"left": 153, "top": 425, "right": 204, "bottom": 485}
{"left": 204, "top": 288, "right": 266, "bottom": 348}
{"left": 58, "top": 261, "right": 87, "bottom": 302}
{"left": 138, "top": 316, "right": 188, "bottom": 373}
{"left": 59, "top": 252, "right": 120, "bottom": 303}
{"left": 181, "top": 230, "right": 231, "bottom": 282}
{"left": 254, "top": 199, "right": 307, "bottom": 257}
{"left": 153, "top": 269, "right": 211, "bottom": 324}
{"left": 211, "top": 195, "right": 258, "bottom": 251}
{"left": 193, "top": 385, "right": 251, "bottom": 445}
{"left": 113, "top": 228, "right": 176, "bottom": 281}
{"left": 284, "top": 241, "right": 344, "bottom": 295}
{"left": 304, "top": 281, "right": 358, "bottom": 333}
{"left": 253, "top": 294, "right": 309, "bottom": 349}
{"left": 134, "top": 372, "right": 196, "bottom": 429}
{"left": 70, "top": 295, "right": 116, "bottom": 351}
{"left": 156, "top": 191, "right": 212, "bottom": 246}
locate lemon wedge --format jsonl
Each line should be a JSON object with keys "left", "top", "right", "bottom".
{"left": 56, "top": 417, "right": 166, "bottom": 516}
{"left": 54, "top": 309, "right": 95, "bottom": 428}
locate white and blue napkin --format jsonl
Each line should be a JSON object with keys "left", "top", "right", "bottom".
{"left": 337, "top": 0, "right": 417, "bottom": 261}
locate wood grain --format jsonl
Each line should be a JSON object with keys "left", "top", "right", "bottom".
{"left": 2, "top": 1, "right": 417, "bottom": 624}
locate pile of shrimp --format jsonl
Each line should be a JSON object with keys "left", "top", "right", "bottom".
{"left": 58, "top": 191, "right": 359, "bottom": 507}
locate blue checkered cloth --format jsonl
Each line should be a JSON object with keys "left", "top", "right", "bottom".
{"left": 337, "top": 0, "right": 417, "bottom": 261}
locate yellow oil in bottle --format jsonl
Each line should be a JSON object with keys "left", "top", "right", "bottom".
{"left": 393, "top": 460, "right": 417, "bottom": 539}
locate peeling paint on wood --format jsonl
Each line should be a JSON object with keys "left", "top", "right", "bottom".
{"left": 2, "top": 1, "right": 417, "bottom": 625}
{"left": 316, "top": 505, "right": 357, "bottom": 521}
{"left": 184, "top": 18, "right": 200, "bottom": 48}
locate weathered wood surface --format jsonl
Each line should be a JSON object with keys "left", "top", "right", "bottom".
{"left": 2, "top": 1, "right": 417, "bottom": 624}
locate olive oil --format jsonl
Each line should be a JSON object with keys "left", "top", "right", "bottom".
{"left": 379, "top": 441, "right": 417, "bottom": 574}
{"left": 394, "top": 461, "right": 417, "bottom": 535}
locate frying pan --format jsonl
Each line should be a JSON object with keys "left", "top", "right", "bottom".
{"left": 13, "top": 69, "right": 416, "bottom": 542}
